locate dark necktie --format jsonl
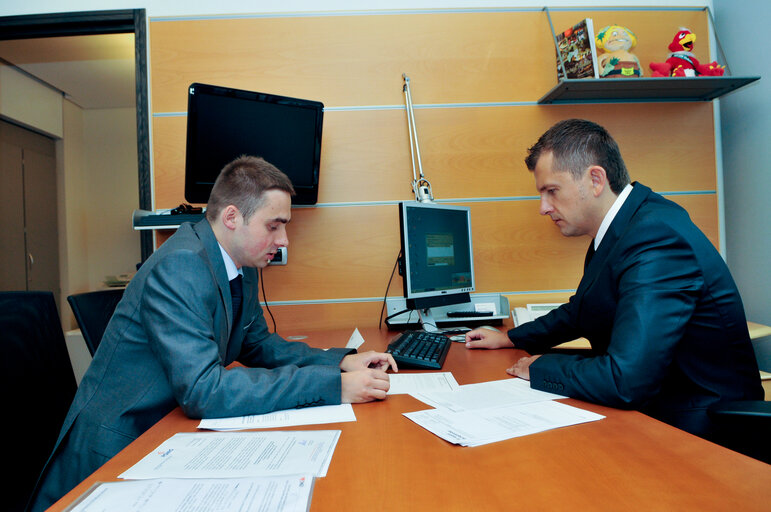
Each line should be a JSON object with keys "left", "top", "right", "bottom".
{"left": 584, "top": 241, "right": 596, "bottom": 270}
{"left": 230, "top": 274, "right": 243, "bottom": 321}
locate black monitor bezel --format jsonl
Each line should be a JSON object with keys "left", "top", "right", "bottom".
{"left": 184, "top": 82, "right": 323, "bottom": 205}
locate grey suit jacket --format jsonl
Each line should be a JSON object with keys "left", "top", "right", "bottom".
{"left": 509, "top": 183, "right": 762, "bottom": 437}
{"left": 30, "top": 219, "right": 352, "bottom": 511}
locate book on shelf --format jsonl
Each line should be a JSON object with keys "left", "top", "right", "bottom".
{"left": 554, "top": 18, "right": 599, "bottom": 80}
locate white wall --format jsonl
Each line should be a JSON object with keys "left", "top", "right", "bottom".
{"left": 714, "top": 0, "right": 771, "bottom": 370}
{"left": 83, "top": 107, "right": 141, "bottom": 289}
{"left": 0, "top": 65, "right": 62, "bottom": 137}
{"left": 58, "top": 98, "right": 88, "bottom": 329}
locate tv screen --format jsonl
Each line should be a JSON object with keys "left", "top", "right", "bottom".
{"left": 399, "top": 201, "right": 475, "bottom": 311}
{"left": 184, "top": 83, "right": 323, "bottom": 205}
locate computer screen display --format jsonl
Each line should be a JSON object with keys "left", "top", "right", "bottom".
{"left": 399, "top": 201, "right": 475, "bottom": 310}
{"left": 184, "top": 83, "right": 323, "bottom": 205}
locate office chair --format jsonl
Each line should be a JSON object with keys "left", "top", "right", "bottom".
{"left": 67, "top": 288, "right": 124, "bottom": 356}
{"left": 708, "top": 400, "right": 771, "bottom": 464}
{"left": 0, "top": 291, "right": 77, "bottom": 512}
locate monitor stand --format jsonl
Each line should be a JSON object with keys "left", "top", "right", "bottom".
{"left": 417, "top": 308, "right": 440, "bottom": 332}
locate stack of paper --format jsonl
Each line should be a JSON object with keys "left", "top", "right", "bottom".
{"left": 404, "top": 378, "right": 604, "bottom": 446}
{"left": 198, "top": 403, "right": 356, "bottom": 431}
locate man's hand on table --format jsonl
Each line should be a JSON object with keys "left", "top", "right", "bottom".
{"left": 340, "top": 351, "right": 398, "bottom": 403}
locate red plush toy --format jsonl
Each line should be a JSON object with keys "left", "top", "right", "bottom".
{"left": 649, "top": 28, "right": 725, "bottom": 77}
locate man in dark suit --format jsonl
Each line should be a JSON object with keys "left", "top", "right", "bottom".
{"left": 30, "top": 156, "right": 396, "bottom": 511}
{"left": 465, "top": 119, "right": 762, "bottom": 438}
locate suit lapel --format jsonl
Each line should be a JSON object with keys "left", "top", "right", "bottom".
{"left": 192, "top": 219, "right": 235, "bottom": 341}
{"left": 576, "top": 183, "right": 651, "bottom": 296}
{"left": 583, "top": 241, "right": 595, "bottom": 270}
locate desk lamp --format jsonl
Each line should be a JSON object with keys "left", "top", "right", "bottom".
{"left": 403, "top": 74, "right": 434, "bottom": 203}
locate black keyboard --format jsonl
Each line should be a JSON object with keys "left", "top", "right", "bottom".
{"left": 445, "top": 310, "right": 494, "bottom": 318}
{"left": 386, "top": 331, "right": 451, "bottom": 370}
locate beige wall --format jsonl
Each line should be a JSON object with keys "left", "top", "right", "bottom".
{"left": 1, "top": 65, "right": 139, "bottom": 329}
{"left": 59, "top": 105, "right": 141, "bottom": 329}
{"left": 0, "top": 63, "right": 62, "bottom": 138}
{"left": 58, "top": 98, "right": 88, "bottom": 329}
{"left": 82, "top": 107, "right": 140, "bottom": 290}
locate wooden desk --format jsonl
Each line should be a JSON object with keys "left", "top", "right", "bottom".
{"left": 748, "top": 321, "right": 771, "bottom": 340}
{"left": 52, "top": 328, "right": 771, "bottom": 511}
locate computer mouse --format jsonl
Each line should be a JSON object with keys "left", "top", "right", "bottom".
{"left": 479, "top": 325, "right": 500, "bottom": 332}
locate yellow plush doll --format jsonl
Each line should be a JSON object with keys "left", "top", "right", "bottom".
{"left": 595, "top": 25, "right": 643, "bottom": 78}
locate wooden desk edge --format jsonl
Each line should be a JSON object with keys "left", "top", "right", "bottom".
{"left": 748, "top": 321, "right": 771, "bottom": 339}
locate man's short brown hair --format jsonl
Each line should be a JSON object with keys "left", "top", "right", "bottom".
{"left": 205, "top": 155, "right": 295, "bottom": 222}
{"left": 525, "top": 119, "right": 631, "bottom": 194}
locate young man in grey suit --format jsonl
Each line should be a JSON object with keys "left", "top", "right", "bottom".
{"left": 30, "top": 155, "right": 397, "bottom": 511}
{"left": 465, "top": 119, "right": 762, "bottom": 439}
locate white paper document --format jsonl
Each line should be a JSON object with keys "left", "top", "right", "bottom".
{"left": 198, "top": 404, "right": 356, "bottom": 431}
{"left": 346, "top": 327, "right": 365, "bottom": 349}
{"left": 474, "top": 302, "right": 497, "bottom": 314}
{"left": 527, "top": 303, "right": 563, "bottom": 319}
{"left": 119, "top": 431, "right": 340, "bottom": 480}
{"left": 512, "top": 303, "right": 562, "bottom": 326}
{"left": 66, "top": 475, "right": 314, "bottom": 512}
{"left": 387, "top": 372, "right": 459, "bottom": 395}
{"left": 404, "top": 400, "right": 604, "bottom": 447}
{"left": 412, "top": 378, "right": 563, "bottom": 412}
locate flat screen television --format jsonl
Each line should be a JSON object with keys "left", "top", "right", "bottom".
{"left": 399, "top": 201, "right": 475, "bottom": 330}
{"left": 184, "top": 82, "right": 323, "bottom": 205}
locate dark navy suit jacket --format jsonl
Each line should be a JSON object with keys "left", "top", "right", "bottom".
{"left": 509, "top": 183, "right": 762, "bottom": 437}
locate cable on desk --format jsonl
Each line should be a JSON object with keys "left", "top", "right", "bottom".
{"left": 379, "top": 249, "right": 402, "bottom": 329}
{"left": 260, "top": 267, "right": 277, "bottom": 333}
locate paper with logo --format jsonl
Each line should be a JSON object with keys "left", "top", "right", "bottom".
{"left": 65, "top": 475, "right": 314, "bottom": 512}
{"left": 118, "top": 430, "right": 340, "bottom": 480}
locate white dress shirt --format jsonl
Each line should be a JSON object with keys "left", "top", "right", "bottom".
{"left": 595, "top": 183, "right": 633, "bottom": 250}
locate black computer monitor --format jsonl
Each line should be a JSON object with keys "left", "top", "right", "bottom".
{"left": 399, "top": 201, "right": 475, "bottom": 330}
{"left": 184, "top": 82, "right": 323, "bottom": 205}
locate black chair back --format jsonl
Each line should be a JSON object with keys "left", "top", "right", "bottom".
{"left": 708, "top": 400, "right": 771, "bottom": 464}
{"left": 0, "top": 291, "right": 77, "bottom": 512}
{"left": 67, "top": 288, "right": 124, "bottom": 356}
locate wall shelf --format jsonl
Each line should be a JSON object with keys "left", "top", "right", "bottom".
{"left": 132, "top": 209, "right": 203, "bottom": 230}
{"left": 538, "top": 76, "right": 760, "bottom": 104}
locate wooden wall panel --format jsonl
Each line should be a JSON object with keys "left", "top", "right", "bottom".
{"left": 228, "top": 193, "right": 718, "bottom": 303}
{"left": 670, "top": 193, "right": 719, "bottom": 248}
{"left": 149, "top": 11, "right": 551, "bottom": 112}
{"left": 259, "top": 301, "right": 387, "bottom": 333}
{"left": 150, "top": 10, "right": 712, "bottom": 113}
{"left": 150, "top": 116, "right": 186, "bottom": 208}
{"left": 152, "top": 102, "right": 716, "bottom": 209}
{"left": 148, "top": 8, "right": 720, "bottom": 331}
{"left": 262, "top": 201, "right": 588, "bottom": 302}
